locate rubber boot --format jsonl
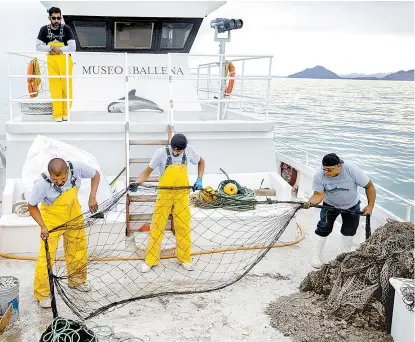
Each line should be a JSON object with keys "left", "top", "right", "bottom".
{"left": 340, "top": 235, "right": 354, "bottom": 254}
{"left": 311, "top": 235, "right": 327, "bottom": 269}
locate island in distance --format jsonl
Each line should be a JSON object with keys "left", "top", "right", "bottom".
{"left": 287, "top": 66, "right": 414, "bottom": 81}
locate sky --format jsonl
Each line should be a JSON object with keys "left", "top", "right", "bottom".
{"left": 191, "top": 1, "right": 415, "bottom": 76}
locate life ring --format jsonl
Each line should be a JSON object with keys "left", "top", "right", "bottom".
{"left": 27, "top": 57, "right": 41, "bottom": 98}
{"left": 224, "top": 61, "right": 235, "bottom": 97}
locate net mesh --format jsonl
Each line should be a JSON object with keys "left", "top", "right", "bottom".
{"left": 45, "top": 185, "right": 302, "bottom": 320}
{"left": 300, "top": 219, "right": 414, "bottom": 329}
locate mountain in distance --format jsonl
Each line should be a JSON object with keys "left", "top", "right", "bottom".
{"left": 382, "top": 70, "right": 414, "bottom": 81}
{"left": 288, "top": 65, "right": 341, "bottom": 79}
{"left": 287, "top": 66, "right": 414, "bottom": 81}
{"left": 340, "top": 72, "right": 390, "bottom": 79}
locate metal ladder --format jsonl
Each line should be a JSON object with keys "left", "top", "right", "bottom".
{"left": 125, "top": 125, "right": 173, "bottom": 236}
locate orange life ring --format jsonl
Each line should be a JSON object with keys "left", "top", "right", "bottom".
{"left": 225, "top": 61, "right": 235, "bottom": 97}
{"left": 27, "top": 58, "right": 41, "bottom": 98}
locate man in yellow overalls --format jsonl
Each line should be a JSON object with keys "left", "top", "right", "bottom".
{"left": 133, "top": 134, "right": 205, "bottom": 272}
{"left": 28, "top": 158, "right": 100, "bottom": 308}
{"left": 36, "top": 7, "right": 76, "bottom": 122}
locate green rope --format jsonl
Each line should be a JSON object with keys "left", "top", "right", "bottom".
{"left": 191, "top": 180, "right": 257, "bottom": 212}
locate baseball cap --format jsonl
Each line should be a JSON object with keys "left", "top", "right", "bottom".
{"left": 322, "top": 153, "right": 344, "bottom": 166}
{"left": 170, "top": 134, "right": 187, "bottom": 150}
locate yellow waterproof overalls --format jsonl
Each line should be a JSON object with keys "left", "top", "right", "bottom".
{"left": 34, "top": 166, "right": 87, "bottom": 301}
{"left": 46, "top": 25, "right": 73, "bottom": 120}
{"left": 145, "top": 147, "right": 192, "bottom": 266}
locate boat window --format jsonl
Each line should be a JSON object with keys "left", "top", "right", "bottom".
{"left": 160, "top": 23, "right": 193, "bottom": 49}
{"left": 114, "top": 22, "right": 154, "bottom": 49}
{"left": 73, "top": 21, "right": 107, "bottom": 48}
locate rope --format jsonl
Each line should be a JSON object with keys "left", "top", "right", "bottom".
{"left": 0, "top": 223, "right": 305, "bottom": 261}
{"left": 12, "top": 201, "right": 30, "bottom": 217}
{"left": 40, "top": 316, "right": 144, "bottom": 342}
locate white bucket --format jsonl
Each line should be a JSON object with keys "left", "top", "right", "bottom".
{"left": 0, "top": 276, "right": 19, "bottom": 324}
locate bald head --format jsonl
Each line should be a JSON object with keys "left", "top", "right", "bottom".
{"left": 48, "top": 158, "right": 68, "bottom": 176}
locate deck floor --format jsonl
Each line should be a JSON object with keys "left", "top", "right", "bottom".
{"left": 17, "top": 106, "right": 258, "bottom": 123}
{"left": 0, "top": 208, "right": 359, "bottom": 342}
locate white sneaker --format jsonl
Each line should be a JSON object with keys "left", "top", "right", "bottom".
{"left": 69, "top": 281, "right": 91, "bottom": 292}
{"left": 180, "top": 262, "right": 194, "bottom": 271}
{"left": 38, "top": 298, "right": 51, "bottom": 308}
{"left": 54, "top": 118, "right": 62, "bottom": 122}
{"left": 311, "top": 236, "right": 327, "bottom": 269}
{"left": 141, "top": 262, "right": 152, "bottom": 273}
{"left": 62, "top": 116, "right": 68, "bottom": 121}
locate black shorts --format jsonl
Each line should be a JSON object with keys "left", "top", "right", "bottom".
{"left": 315, "top": 201, "right": 361, "bottom": 237}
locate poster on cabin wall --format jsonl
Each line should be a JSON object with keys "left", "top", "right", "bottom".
{"left": 70, "top": 54, "right": 201, "bottom": 113}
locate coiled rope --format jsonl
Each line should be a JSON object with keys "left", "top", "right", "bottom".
{"left": 12, "top": 201, "right": 30, "bottom": 217}
{"left": 190, "top": 168, "right": 257, "bottom": 211}
{"left": 40, "top": 316, "right": 144, "bottom": 342}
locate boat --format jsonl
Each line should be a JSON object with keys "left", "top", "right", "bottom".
{"left": 0, "top": 1, "right": 413, "bottom": 341}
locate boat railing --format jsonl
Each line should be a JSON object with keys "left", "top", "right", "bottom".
{"left": 274, "top": 139, "right": 414, "bottom": 221}
{"left": 7, "top": 51, "right": 274, "bottom": 123}
{"left": 168, "top": 53, "right": 273, "bottom": 122}
{"left": 7, "top": 51, "right": 129, "bottom": 122}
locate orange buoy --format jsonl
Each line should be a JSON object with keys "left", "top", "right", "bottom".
{"left": 27, "top": 58, "right": 41, "bottom": 98}
{"left": 224, "top": 61, "right": 235, "bottom": 97}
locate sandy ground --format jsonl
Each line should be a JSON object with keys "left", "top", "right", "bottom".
{"left": 0, "top": 209, "right": 389, "bottom": 342}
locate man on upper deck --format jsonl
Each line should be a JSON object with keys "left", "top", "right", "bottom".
{"left": 303, "top": 153, "right": 376, "bottom": 269}
{"left": 36, "top": 7, "right": 76, "bottom": 122}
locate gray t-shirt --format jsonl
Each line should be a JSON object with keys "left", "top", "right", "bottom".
{"left": 312, "top": 161, "right": 370, "bottom": 209}
{"left": 29, "top": 161, "right": 96, "bottom": 206}
{"left": 149, "top": 146, "right": 200, "bottom": 177}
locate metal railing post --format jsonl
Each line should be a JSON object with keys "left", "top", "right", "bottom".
{"left": 8, "top": 54, "right": 13, "bottom": 121}
{"left": 196, "top": 64, "right": 200, "bottom": 98}
{"left": 240, "top": 59, "right": 245, "bottom": 115}
{"left": 208, "top": 65, "right": 211, "bottom": 101}
{"left": 406, "top": 205, "right": 412, "bottom": 222}
{"left": 124, "top": 53, "right": 130, "bottom": 190}
{"left": 65, "top": 53, "right": 70, "bottom": 121}
{"left": 265, "top": 57, "right": 273, "bottom": 120}
{"left": 168, "top": 53, "right": 174, "bottom": 124}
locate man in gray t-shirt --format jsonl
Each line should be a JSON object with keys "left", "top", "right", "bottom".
{"left": 303, "top": 153, "right": 376, "bottom": 269}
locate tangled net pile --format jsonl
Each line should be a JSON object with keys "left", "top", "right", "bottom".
{"left": 45, "top": 184, "right": 304, "bottom": 320}
{"left": 300, "top": 219, "right": 414, "bottom": 330}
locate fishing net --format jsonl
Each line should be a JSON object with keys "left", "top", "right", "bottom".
{"left": 300, "top": 219, "right": 414, "bottom": 329}
{"left": 44, "top": 184, "right": 304, "bottom": 320}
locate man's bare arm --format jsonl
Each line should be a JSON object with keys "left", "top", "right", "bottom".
{"left": 362, "top": 181, "right": 376, "bottom": 216}
{"left": 304, "top": 191, "right": 325, "bottom": 208}
{"left": 136, "top": 166, "right": 154, "bottom": 184}
{"left": 28, "top": 204, "right": 49, "bottom": 240}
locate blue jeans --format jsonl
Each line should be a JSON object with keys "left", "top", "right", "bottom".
{"left": 315, "top": 201, "right": 361, "bottom": 237}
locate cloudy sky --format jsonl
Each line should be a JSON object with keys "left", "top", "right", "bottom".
{"left": 191, "top": 1, "right": 415, "bottom": 75}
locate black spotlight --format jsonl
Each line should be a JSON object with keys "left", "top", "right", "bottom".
{"left": 210, "top": 18, "right": 243, "bottom": 33}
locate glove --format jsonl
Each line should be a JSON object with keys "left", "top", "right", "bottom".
{"left": 128, "top": 183, "right": 139, "bottom": 192}
{"left": 303, "top": 201, "right": 311, "bottom": 209}
{"left": 193, "top": 177, "right": 203, "bottom": 191}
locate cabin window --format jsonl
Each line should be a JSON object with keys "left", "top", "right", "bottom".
{"left": 73, "top": 21, "right": 107, "bottom": 48}
{"left": 160, "top": 23, "right": 193, "bottom": 49}
{"left": 114, "top": 22, "right": 154, "bottom": 49}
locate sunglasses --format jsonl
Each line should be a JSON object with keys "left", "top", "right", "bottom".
{"left": 321, "top": 165, "right": 339, "bottom": 171}
{"left": 51, "top": 16, "right": 61, "bottom": 20}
